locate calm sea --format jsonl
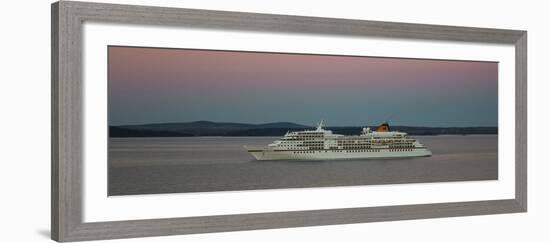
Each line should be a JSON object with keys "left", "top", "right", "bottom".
{"left": 108, "top": 135, "right": 497, "bottom": 195}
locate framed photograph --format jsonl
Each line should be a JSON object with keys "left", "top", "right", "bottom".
{"left": 52, "top": 1, "right": 527, "bottom": 242}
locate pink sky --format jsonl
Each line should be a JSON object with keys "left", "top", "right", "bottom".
{"left": 108, "top": 46, "right": 498, "bottom": 126}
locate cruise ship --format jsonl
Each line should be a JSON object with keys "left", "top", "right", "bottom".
{"left": 245, "top": 121, "right": 432, "bottom": 161}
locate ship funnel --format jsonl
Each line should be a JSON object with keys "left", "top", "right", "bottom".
{"left": 375, "top": 122, "right": 391, "bottom": 132}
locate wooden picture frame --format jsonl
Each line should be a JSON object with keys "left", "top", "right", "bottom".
{"left": 51, "top": 1, "right": 527, "bottom": 241}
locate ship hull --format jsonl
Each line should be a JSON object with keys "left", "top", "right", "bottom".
{"left": 246, "top": 147, "right": 432, "bottom": 161}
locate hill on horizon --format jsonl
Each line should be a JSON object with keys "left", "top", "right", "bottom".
{"left": 109, "top": 121, "right": 498, "bottom": 137}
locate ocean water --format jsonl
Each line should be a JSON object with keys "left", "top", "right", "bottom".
{"left": 108, "top": 135, "right": 498, "bottom": 195}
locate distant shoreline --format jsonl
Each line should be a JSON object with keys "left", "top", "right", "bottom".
{"left": 108, "top": 134, "right": 498, "bottom": 140}
{"left": 109, "top": 121, "right": 498, "bottom": 138}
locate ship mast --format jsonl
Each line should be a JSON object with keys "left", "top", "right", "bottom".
{"left": 316, "top": 120, "right": 325, "bottom": 131}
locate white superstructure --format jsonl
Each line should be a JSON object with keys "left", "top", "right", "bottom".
{"left": 245, "top": 121, "right": 432, "bottom": 161}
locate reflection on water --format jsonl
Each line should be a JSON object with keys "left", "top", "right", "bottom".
{"left": 108, "top": 135, "right": 498, "bottom": 195}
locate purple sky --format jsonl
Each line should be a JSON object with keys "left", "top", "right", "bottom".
{"left": 108, "top": 46, "right": 498, "bottom": 127}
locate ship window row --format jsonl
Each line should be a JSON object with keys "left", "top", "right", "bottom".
{"left": 281, "top": 141, "right": 323, "bottom": 144}
{"left": 293, "top": 151, "right": 321, "bottom": 154}
{"left": 372, "top": 142, "right": 413, "bottom": 145}
{"left": 308, "top": 147, "right": 323, "bottom": 150}
{"left": 281, "top": 145, "right": 324, "bottom": 148}
{"left": 372, "top": 137, "right": 411, "bottom": 141}
{"left": 291, "top": 149, "right": 385, "bottom": 154}
{"left": 389, "top": 149, "right": 414, "bottom": 152}
{"left": 285, "top": 148, "right": 415, "bottom": 153}
{"left": 281, "top": 143, "right": 323, "bottom": 147}
{"left": 282, "top": 136, "right": 324, "bottom": 140}
{"left": 293, "top": 150, "right": 346, "bottom": 154}
{"left": 346, "top": 149, "right": 380, "bottom": 153}
{"left": 338, "top": 141, "right": 371, "bottom": 144}
{"left": 390, "top": 145, "right": 414, "bottom": 148}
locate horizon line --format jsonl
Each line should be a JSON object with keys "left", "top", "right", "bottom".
{"left": 109, "top": 120, "right": 498, "bottom": 128}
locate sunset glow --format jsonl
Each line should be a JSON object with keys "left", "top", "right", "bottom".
{"left": 108, "top": 46, "right": 498, "bottom": 127}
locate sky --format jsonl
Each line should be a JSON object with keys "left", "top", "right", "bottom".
{"left": 108, "top": 46, "right": 498, "bottom": 127}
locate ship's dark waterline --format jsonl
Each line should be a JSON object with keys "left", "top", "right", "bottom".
{"left": 108, "top": 135, "right": 497, "bottom": 196}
